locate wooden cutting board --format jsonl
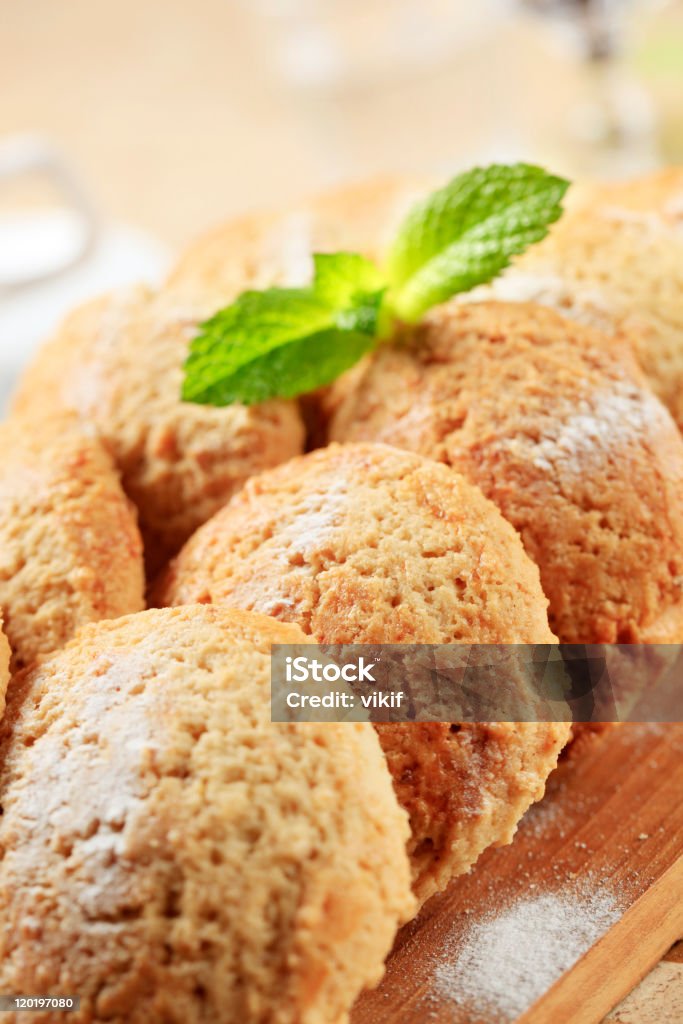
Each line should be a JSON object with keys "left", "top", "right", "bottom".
{"left": 351, "top": 723, "right": 683, "bottom": 1024}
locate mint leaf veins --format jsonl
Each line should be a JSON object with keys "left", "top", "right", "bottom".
{"left": 182, "top": 163, "right": 569, "bottom": 407}
{"left": 385, "top": 163, "right": 569, "bottom": 322}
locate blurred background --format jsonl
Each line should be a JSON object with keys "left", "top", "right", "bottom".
{"left": 0, "top": 0, "right": 682, "bottom": 403}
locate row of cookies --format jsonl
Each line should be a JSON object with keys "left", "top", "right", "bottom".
{"left": 0, "top": 438, "right": 569, "bottom": 1021}
{"left": 10, "top": 171, "right": 683, "bottom": 641}
{"left": 0, "top": 170, "right": 681, "bottom": 1023}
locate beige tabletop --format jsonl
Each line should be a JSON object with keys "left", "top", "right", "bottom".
{"left": 3, "top": 0, "right": 682, "bottom": 249}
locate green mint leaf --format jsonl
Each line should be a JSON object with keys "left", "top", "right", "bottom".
{"left": 385, "top": 163, "right": 569, "bottom": 322}
{"left": 185, "top": 325, "right": 377, "bottom": 406}
{"left": 182, "top": 288, "right": 330, "bottom": 402}
{"left": 182, "top": 163, "right": 571, "bottom": 406}
{"left": 313, "top": 252, "right": 386, "bottom": 307}
{"left": 312, "top": 252, "right": 387, "bottom": 336}
{"left": 182, "top": 257, "right": 386, "bottom": 406}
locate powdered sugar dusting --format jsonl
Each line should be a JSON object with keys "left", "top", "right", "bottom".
{"left": 468, "top": 270, "right": 616, "bottom": 334}
{"left": 601, "top": 205, "right": 669, "bottom": 236}
{"left": 525, "top": 385, "right": 668, "bottom": 475}
{"left": 282, "top": 478, "right": 352, "bottom": 555}
{"left": 430, "top": 880, "right": 622, "bottom": 1021}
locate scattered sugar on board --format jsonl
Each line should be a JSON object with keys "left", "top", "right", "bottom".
{"left": 429, "top": 877, "right": 623, "bottom": 1021}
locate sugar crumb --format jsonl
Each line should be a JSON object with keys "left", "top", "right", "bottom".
{"left": 430, "top": 878, "right": 622, "bottom": 1021}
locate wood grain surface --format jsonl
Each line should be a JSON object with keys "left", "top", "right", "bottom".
{"left": 351, "top": 723, "right": 683, "bottom": 1024}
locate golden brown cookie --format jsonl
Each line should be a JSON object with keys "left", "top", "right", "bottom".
{"left": 155, "top": 442, "right": 570, "bottom": 904}
{"left": 485, "top": 169, "right": 683, "bottom": 431}
{"left": 0, "top": 413, "right": 144, "bottom": 671}
{"left": 329, "top": 302, "right": 683, "bottom": 645}
{"left": 0, "top": 605, "right": 414, "bottom": 1024}
{"left": 12, "top": 289, "right": 305, "bottom": 570}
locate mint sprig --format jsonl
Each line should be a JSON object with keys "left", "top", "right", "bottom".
{"left": 183, "top": 163, "right": 569, "bottom": 407}
{"left": 182, "top": 254, "right": 385, "bottom": 405}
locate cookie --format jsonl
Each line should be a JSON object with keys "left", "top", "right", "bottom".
{"left": 12, "top": 289, "right": 305, "bottom": 570}
{"left": 329, "top": 302, "right": 683, "bottom": 644}
{"left": 0, "top": 605, "right": 414, "bottom": 1024}
{"left": 167, "top": 177, "right": 427, "bottom": 306}
{"left": 0, "top": 413, "right": 144, "bottom": 671}
{"left": 485, "top": 169, "right": 683, "bottom": 431}
{"left": 155, "top": 442, "right": 570, "bottom": 903}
